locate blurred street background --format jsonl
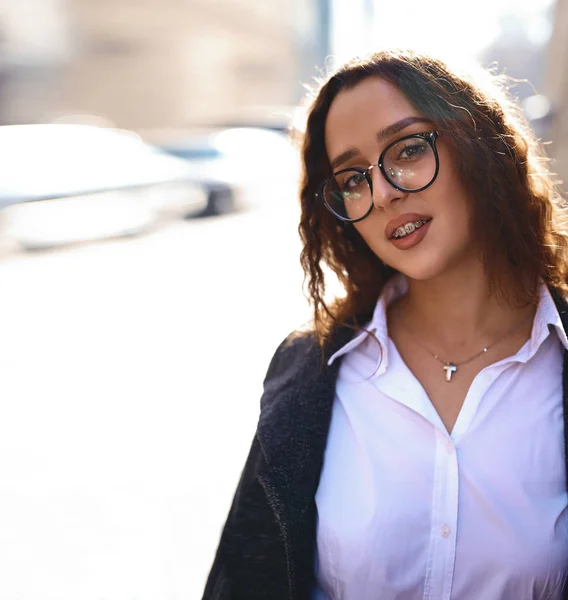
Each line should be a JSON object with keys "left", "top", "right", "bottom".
{"left": 0, "top": 0, "right": 566, "bottom": 598}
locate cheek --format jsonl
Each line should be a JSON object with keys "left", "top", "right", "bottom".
{"left": 353, "top": 216, "right": 382, "bottom": 246}
{"left": 353, "top": 217, "right": 391, "bottom": 261}
{"left": 442, "top": 185, "right": 473, "bottom": 240}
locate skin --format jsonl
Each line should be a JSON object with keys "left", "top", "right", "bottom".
{"left": 325, "top": 78, "right": 474, "bottom": 283}
{"left": 324, "top": 77, "right": 536, "bottom": 433}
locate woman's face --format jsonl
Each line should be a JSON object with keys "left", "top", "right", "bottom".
{"left": 324, "top": 76, "right": 475, "bottom": 281}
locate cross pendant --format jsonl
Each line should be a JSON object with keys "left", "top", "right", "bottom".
{"left": 443, "top": 363, "right": 457, "bottom": 382}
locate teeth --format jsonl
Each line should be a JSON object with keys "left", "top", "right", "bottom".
{"left": 392, "top": 219, "right": 428, "bottom": 239}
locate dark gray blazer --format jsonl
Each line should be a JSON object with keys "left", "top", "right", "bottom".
{"left": 203, "top": 293, "right": 568, "bottom": 600}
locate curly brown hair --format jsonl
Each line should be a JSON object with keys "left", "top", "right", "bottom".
{"left": 296, "top": 49, "right": 568, "bottom": 348}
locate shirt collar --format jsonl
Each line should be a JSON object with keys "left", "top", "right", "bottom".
{"left": 327, "top": 278, "right": 568, "bottom": 368}
{"left": 529, "top": 283, "right": 568, "bottom": 353}
{"left": 327, "top": 275, "right": 407, "bottom": 371}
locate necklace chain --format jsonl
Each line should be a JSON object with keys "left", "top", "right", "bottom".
{"left": 399, "top": 313, "right": 533, "bottom": 381}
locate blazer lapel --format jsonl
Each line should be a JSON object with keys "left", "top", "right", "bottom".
{"left": 549, "top": 289, "right": 568, "bottom": 600}
{"left": 550, "top": 289, "right": 568, "bottom": 493}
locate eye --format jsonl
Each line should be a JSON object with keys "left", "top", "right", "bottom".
{"left": 338, "top": 171, "right": 366, "bottom": 191}
{"left": 397, "top": 140, "right": 429, "bottom": 161}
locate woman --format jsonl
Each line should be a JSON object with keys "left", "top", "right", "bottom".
{"left": 203, "top": 49, "right": 568, "bottom": 600}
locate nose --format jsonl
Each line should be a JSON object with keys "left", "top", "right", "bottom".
{"left": 369, "top": 165, "right": 406, "bottom": 210}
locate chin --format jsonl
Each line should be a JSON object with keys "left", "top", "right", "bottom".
{"left": 382, "top": 252, "right": 449, "bottom": 282}
{"left": 398, "top": 266, "right": 444, "bottom": 282}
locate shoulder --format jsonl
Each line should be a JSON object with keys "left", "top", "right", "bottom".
{"left": 266, "top": 330, "right": 321, "bottom": 373}
{"left": 261, "top": 330, "right": 322, "bottom": 398}
{"left": 260, "top": 324, "right": 358, "bottom": 409}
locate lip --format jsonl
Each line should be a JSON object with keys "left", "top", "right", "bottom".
{"left": 389, "top": 219, "right": 432, "bottom": 250}
{"left": 385, "top": 213, "right": 432, "bottom": 240}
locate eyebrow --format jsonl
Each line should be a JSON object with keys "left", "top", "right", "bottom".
{"left": 329, "top": 116, "right": 432, "bottom": 171}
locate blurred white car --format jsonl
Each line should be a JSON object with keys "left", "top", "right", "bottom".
{"left": 154, "top": 127, "right": 300, "bottom": 216}
{"left": 0, "top": 124, "right": 207, "bottom": 249}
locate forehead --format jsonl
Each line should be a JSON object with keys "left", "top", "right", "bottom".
{"left": 324, "top": 77, "right": 423, "bottom": 159}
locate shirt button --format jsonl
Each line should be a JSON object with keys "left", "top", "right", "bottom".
{"left": 440, "top": 525, "right": 451, "bottom": 538}
{"left": 446, "top": 440, "right": 454, "bottom": 454}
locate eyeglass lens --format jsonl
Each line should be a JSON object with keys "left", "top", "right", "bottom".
{"left": 323, "top": 135, "right": 436, "bottom": 221}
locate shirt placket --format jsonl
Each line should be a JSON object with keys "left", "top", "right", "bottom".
{"left": 423, "top": 431, "right": 459, "bottom": 600}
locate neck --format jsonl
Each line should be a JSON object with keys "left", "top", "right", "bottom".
{"left": 393, "top": 259, "right": 534, "bottom": 353}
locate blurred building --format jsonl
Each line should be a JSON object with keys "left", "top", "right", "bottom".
{"left": 545, "top": 0, "right": 568, "bottom": 195}
{"left": 0, "top": 0, "right": 322, "bottom": 130}
{"left": 478, "top": 12, "right": 552, "bottom": 104}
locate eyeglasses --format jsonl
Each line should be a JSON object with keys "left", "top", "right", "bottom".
{"left": 316, "top": 130, "right": 440, "bottom": 223}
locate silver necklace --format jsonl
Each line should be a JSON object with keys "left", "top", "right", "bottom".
{"left": 400, "top": 313, "right": 532, "bottom": 382}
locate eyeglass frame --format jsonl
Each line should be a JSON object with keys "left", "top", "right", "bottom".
{"left": 316, "top": 130, "right": 440, "bottom": 223}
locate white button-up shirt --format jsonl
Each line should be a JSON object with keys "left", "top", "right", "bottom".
{"left": 313, "top": 276, "right": 568, "bottom": 600}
